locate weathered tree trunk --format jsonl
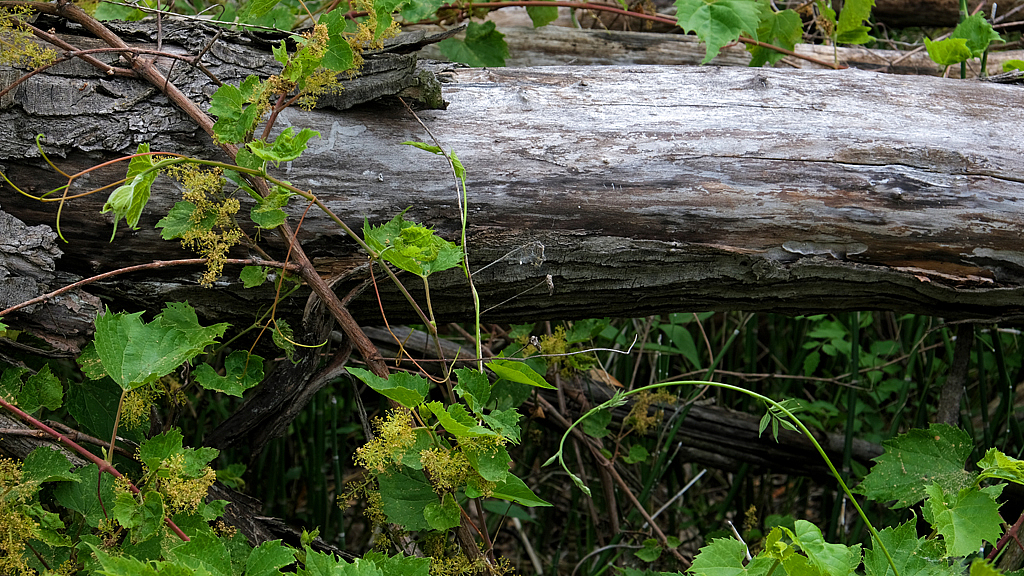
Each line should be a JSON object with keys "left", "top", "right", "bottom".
{"left": 3, "top": 21, "right": 1024, "bottom": 354}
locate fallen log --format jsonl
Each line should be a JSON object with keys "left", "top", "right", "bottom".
{"left": 2, "top": 21, "right": 1024, "bottom": 352}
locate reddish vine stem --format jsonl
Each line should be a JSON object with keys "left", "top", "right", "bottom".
{"left": 0, "top": 258, "right": 300, "bottom": 318}
{"left": 0, "top": 395, "right": 191, "bottom": 542}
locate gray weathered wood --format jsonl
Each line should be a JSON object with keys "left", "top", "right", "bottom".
{"left": 3, "top": 31, "right": 1024, "bottom": 345}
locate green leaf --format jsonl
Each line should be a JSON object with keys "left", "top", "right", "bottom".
{"left": 836, "top": 0, "right": 874, "bottom": 44}
{"left": 66, "top": 377, "right": 124, "bottom": 441}
{"left": 400, "top": 0, "right": 445, "bottom": 23}
{"left": 346, "top": 367, "right": 429, "bottom": 409}
{"left": 88, "top": 544, "right": 161, "bottom": 576}
{"left": 675, "top": 0, "right": 761, "bottom": 64}
{"left": 691, "top": 537, "right": 774, "bottom": 576}
{"left": 240, "top": 266, "right": 269, "bottom": 288}
{"left": 402, "top": 141, "right": 443, "bottom": 154}
{"left": 209, "top": 76, "right": 266, "bottom": 144}
{"left": 250, "top": 186, "right": 292, "bottom": 230}
{"left": 623, "top": 443, "right": 650, "bottom": 464}
{"left": 362, "top": 552, "right": 431, "bottom": 576}
{"left": 464, "top": 442, "right": 510, "bottom": 482}
{"left": 479, "top": 408, "right": 522, "bottom": 444}
{"left": 238, "top": 0, "right": 283, "bottom": 23}
{"left": 94, "top": 1, "right": 147, "bottom": 21}
{"left": 486, "top": 359, "right": 555, "bottom": 389}
{"left": 856, "top": 424, "right": 975, "bottom": 508}
{"left": 377, "top": 468, "right": 435, "bottom": 531}
{"left": 978, "top": 447, "right": 1024, "bottom": 485}
{"left": 18, "top": 364, "right": 62, "bottom": 413}
{"left": 320, "top": 10, "right": 355, "bottom": 71}
{"left": 94, "top": 303, "right": 228, "bottom": 391}
{"left": 246, "top": 540, "right": 296, "bottom": 576}
{"left": 247, "top": 127, "right": 321, "bottom": 167}
{"left": 581, "top": 407, "right": 614, "bottom": 439}
{"left": 925, "top": 38, "right": 973, "bottom": 66}
{"left": 951, "top": 13, "right": 1001, "bottom": 57}
{"left": 21, "top": 446, "right": 77, "bottom": 485}
{"left": 453, "top": 368, "right": 491, "bottom": 413}
{"left": 1003, "top": 59, "right": 1024, "bottom": 72}
{"left": 272, "top": 317, "right": 297, "bottom": 364}
{"left": 526, "top": 2, "right": 559, "bottom": 27}
{"left": 425, "top": 401, "right": 496, "bottom": 438}
{"left": 53, "top": 464, "right": 116, "bottom": 528}
{"left": 924, "top": 483, "right": 1004, "bottom": 558}
{"left": 636, "top": 538, "right": 663, "bottom": 562}
{"left": 863, "top": 519, "right": 948, "bottom": 576}
{"left": 423, "top": 492, "right": 461, "bottom": 531}
{"left": 438, "top": 21, "right": 509, "bottom": 67}
{"left": 970, "top": 559, "right": 1004, "bottom": 576}
{"left": 788, "top": 520, "right": 861, "bottom": 576}
{"left": 165, "top": 531, "right": 231, "bottom": 576}
{"left": 660, "top": 323, "right": 700, "bottom": 368}
{"left": 363, "top": 213, "right": 464, "bottom": 278}
{"left": 194, "top": 351, "right": 264, "bottom": 397}
{"left": 747, "top": 5, "right": 802, "bottom": 67}
{"left": 492, "top": 472, "right": 551, "bottom": 507}
{"left": 373, "top": 0, "right": 407, "bottom": 40}
{"left": 101, "top": 143, "right": 158, "bottom": 240}
{"left": 113, "top": 490, "right": 165, "bottom": 543}
{"left": 157, "top": 201, "right": 205, "bottom": 240}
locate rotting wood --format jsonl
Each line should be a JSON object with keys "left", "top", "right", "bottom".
{"left": 2, "top": 26, "right": 1024, "bottom": 350}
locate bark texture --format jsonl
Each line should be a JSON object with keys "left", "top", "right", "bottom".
{"left": 2, "top": 23, "right": 1024, "bottom": 351}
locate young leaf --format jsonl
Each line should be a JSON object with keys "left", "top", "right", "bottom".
{"left": 400, "top": 0, "right": 445, "bottom": 23}
{"left": 622, "top": 443, "right": 650, "bottom": 464}
{"left": 246, "top": 127, "right": 321, "bottom": 167}
{"left": 53, "top": 464, "right": 117, "bottom": 528}
{"left": 836, "top": 0, "right": 874, "bottom": 44}
{"left": 925, "top": 38, "right": 972, "bottom": 67}
{"left": 580, "top": 408, "right": 612, "bottom": 439}
{"left": 101, "top": 143, "right": 158, "bottom": 240}
{"left": 113, "top": 490, "right": 165, "bottom": 543}
{"left": 464, "top": 442, "right": 510, "bottom": 482}
{"left": 156, "top": 201, "right": 215, "bottom": 240}
{"left": 453, "top": 367, "right": 491, "bottom": 413}
{"left": 924, "top": 483, "right": 1004, "bottom": 558}
{"left": 209, "top": 76, "right": 266, "bottom": 144}
{"left": 636, "top": 538, "right": 663, "bottom": 562}
{"left": 863, "top": 520, "right": 945, "bottom": 576}
{"left": 438, "top": 21, "right": 509, "bottom": 67}
{"left": 492, "top": 473, "right": 551, "bottom": 507}
{"left": 978, "top": 448, "right": 1024, "bottom": 485}
{"left": 527, "top": 1, "right": 559, "bottom": 27}
{"left": 786, "top": 520, "right": 861, "bottom": 576}
{"left": 88, "top": 545, "right": 162, "bottom": 576}
{"left": 747, "top": 5, "right": 802, "bottom": 67}
{"left": 240, "top": 266, "right": 269, "bottom": 288}
{"left": 194, "top": 351, "right": 264, "bottom": 397}
{"left": 346, "top": 367, "right": 429, "bottom": 409}
{"left": 480, "top": 408, "right": 522, "bottom": 444}
{"left": 690, "top": 537, "right": 772, "bottom": 576}
{"left": 320, "top": 10, "right": 355, "bottom": 72}
{"left": 423, "top": 492, "right": 461, "bottom": 530}
{"left": 675, "top": 0, "right": 761, "bottom": 64}
{"left": 486, "top": 359, "right": 555, "bottom": 389}
{"left": 425, "top": 401, "right": 496, "bottom": 438}
{"left": 951, "top": 13, "right": 1001, "bottom": 57}
{"left": 251, "top": 186, "right": 293, "bottom": 230}
{"left": 855, "top": 424, "right": 975, "bottom": 508}
{"left": 364, "top": 213, "right": 464, "bottom": 277}
{"left": 238, "top": 0, "right": 283, "bottom": 23}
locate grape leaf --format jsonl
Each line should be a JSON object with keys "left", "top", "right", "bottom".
{"left": 238, "top": 0, "right": 283, "bottom": 23}
{"left": 156, "top": 201, "right": 216, "bottom": 240}
{"left": 423, "top": 492, "right": 460, "bottom": 530}
{"left": 101, "top": 143, "right": 158, "bottom": 240}
{"left": 978, "top": 447, "right": 1024, "bottom": 485}
{"left": 492, "top": 473, "right": 551, "bottom": 507}
{"left": 747, "top": 5, "right": 802, "bottom": 67}
{"left": 438, "top": 21, "right": 509, "bottom": 67}
{"left": 924, "top": 483, "right": 1004, "bottom": 558}
{"left": 320, "top": 10, "right": 355, "bottom": 71}
{"left": 240, "top": 266, "right": 268, "bottom": 288}
{"left": 401, "top": 0, "right": 445, "bottom": 23}
{"left": 925, "top": 38, "right": 972, "bottom": 66}
{"left": 94, "top": 303, "right": 228, "bottom": 391}
{"left": 856, "top": 424, "right": 975, "bottom": 508}
{"left": 486, "top": 359, "right": 555, "bottom": 389}
{"left": 453, "top": 368, "right": 491, "bottom": 413}
{"left": 194, "top": 350, "right": 264, "bottom": 397}
{"left": 246, "top": 540, "right": 296, "bottom": 576}
{"left": 691, "top": 537, "right": 775, "bottom": 576}
{"left": 951, "top": 13, "right": 1001, "bottom": 57}
{"left": 464, "top": 442, "right": 510, "bottom": 482}
{"left": 209, "top": 76, "right": 266, "bottom": 144}
{"left": 863, "top": 520, "right": 949, "bottom": 576}
{"left": 836, "top": 0, "right": 874, "bottom": 44}
{"left": 363, "top": 213, "right": 464, "bottom": 278}
{"left": 247, "top": 128, "right": 321, "bottom": 167}
{"left": 378, "top": 468, "right": 435, "bottom": 531}
{"left": 527, "top": 2, "right": 559, "bottom": 27}
{"left": 21, "top": 446, "right": 77, "bottom": 485}
{"left": 346, "top": 368, "right": 429, "bottom": 409}
{"left": 675, "top": 0, "right": 761, "bottom": 64}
